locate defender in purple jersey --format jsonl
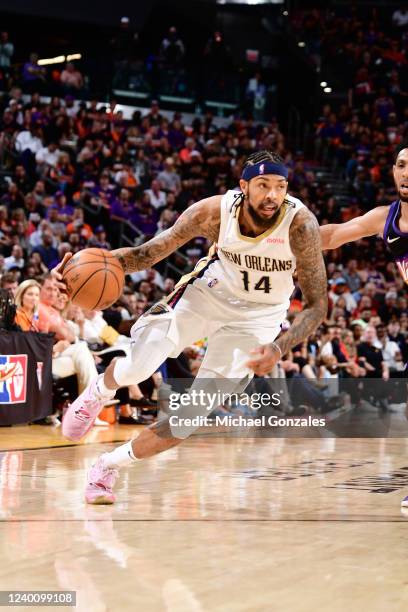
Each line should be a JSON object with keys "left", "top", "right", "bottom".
{"left": 320, "top": 141, "right": 408, "bottom": 511}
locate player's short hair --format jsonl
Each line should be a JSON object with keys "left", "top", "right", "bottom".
{"left": 394, "top": 141, "right": 408, "bottom": 160}
{"left": 243, "top": 150, "right": 285, "bottom": 170}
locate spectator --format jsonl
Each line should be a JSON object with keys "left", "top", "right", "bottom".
{"left": 4, "top": 244, "right": 25, "bottom": 271}
{"left": 329, "top": 277, "right": 357, "bottom": 312}
{"left": 60, "top": 63, "right": 84, "bottom": 94}
{"left": 51, "top": 191, "right": 74, "bottom": 224}
{"left": 32, "top": 230, "right": 59, "bottom": 270}
{"left": 66, "top": 208, "right": 93, "bottom": 240}
{"left": 35, "top": 142, "right": 61, "bottom": 171}
{"left": 15, "top": 124, "right": 43, "bottom": 156}
{"left": 159, "top": 27, "right": 185, "bottom": 68}
{"left": 0, "top": 32, "right": 14, "bottom": 82}
{"left": 110, "top": 188, "right": 135, "bottom": 223}
{"left": 375, "top": 324, "right": 402, "bottom": 375}
{"left": 1, "top": 272, "right": 18, "bottom": 296}
{"left": 14, "top": 279, "right": 41, "bottom": 331}
{"left": 246, "top": 73, "right": 267, "bottom": 121}
{"left": 35, "top": 277, "right": 100, "bottom": 394}
{"left": 357, "top": 326, "right": 389, "bottom": 380}
{"left": 144, "top": 100, "right": 164, "bottom": 127}
{"left": 22, "top": 53, "right": 46, "bottom": 93}
{"left": 157, "top": 157, "right": 181, "bottom": 195}
{"left": 342, "top": 259, "right": 362, "bottom": 296}
{"left": 144, "top": 179, "right": 167, "bottom": 211}
{"left": 89, "top": 225, "right": 111, "bottom": 250}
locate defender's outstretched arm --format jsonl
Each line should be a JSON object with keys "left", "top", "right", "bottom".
{"left": 320, "top": 206, "right": 388, "bottom": 250}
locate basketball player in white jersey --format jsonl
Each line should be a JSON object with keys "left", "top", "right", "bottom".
{"left": 53, "top": 150, "right": 328, "bottom": 504}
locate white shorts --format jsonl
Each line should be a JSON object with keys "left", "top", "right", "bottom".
{"left": 131, "top": 260, "right": 288, "bottom": 380}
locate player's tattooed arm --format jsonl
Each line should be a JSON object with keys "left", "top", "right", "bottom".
{"left": 247, "top": 209, "right": 328, "bottom": 376}
{"left": 112, "top": 196, "right": 221, "bottom": 273}
{"left": 277, "top": 209, "right": 328, "bottom": 355}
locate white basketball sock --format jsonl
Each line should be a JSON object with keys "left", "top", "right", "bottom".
{"left": 102, "top": 441, "right": 140, "bottom": 468}
{"left": 95, "top": 374, "right": 116, "bottom": 399}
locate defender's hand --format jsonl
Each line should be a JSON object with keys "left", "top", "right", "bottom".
{"left": 246, "top": 344, "right": 281, "bottom": 376}
{"left": 51, "top": 252, "right": 73, "bottom": 292}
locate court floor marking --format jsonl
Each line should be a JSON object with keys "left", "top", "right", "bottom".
{"left": 0, "top": 440, "right": 129, "bottom": 452}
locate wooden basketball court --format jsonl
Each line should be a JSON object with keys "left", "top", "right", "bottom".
{"left": 1, "top": 419, "right": 408, "bottom": 611}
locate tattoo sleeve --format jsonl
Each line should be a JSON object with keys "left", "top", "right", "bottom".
{"left": 111, "top": 197, "right": 221, "bottom": 274}
{"left": 275, "top": 209, "right": 328, "bottom": 356}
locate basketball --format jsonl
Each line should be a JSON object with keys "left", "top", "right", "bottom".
{"left": 62, "top": 248, "right": 125, "bottom": 310}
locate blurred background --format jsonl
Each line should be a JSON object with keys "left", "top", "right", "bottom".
{"left": 0, "top": 0, "right": 407, "bottom": 422}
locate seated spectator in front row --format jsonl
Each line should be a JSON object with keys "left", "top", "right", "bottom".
{"left": 15, "top": 277, "right": 99, "bottom": 395}
{"left": 1, "top": 272, "right": 18, "bottom": 297}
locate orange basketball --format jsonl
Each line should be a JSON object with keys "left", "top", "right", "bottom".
{"left": 62, "top": 248, "right": 125, "bottom": 310}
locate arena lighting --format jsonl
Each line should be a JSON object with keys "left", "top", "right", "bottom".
{"left": 283, "top": 10, "right": 288, "bottom": 15}
{"left": 324, "top": 87, "right": 332, "bottom": 93}
{"left": 298, "top": 41, "right": 306, "bottom": 47}
{"left": 37, "top": 53, "right": 82, "bottom": 66}
{"left": 38, "top": 55, "right": 65, "bottom": 66}
{"left": 320, "top": 81, "right": 327, "bottom": 87}
{"left": 216, "top": 0, "right": 283, "bottom": 4}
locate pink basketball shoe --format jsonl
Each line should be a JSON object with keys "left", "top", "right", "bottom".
{"left": 62, "top": 378, "right": 106, "bottom": 441}
{"left": 85, "top": 455, "right": 119, "bottom": 505}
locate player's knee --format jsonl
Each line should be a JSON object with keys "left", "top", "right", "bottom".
{"left": 113, "top": 321, "right": 175, "bottom": 386}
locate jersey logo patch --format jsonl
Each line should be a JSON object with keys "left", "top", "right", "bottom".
{"left": 266, "top": 237, "right": 285, "bottom": 244}
{"left": 208, "top": 278, "right": 218, "bottom": 288}
{"left": 387, "top": 236, "right": 400, "bottom": 243}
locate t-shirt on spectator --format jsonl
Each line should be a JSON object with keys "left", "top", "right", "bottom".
{"left": 15, "top": 129, "right": 42, "bottom": 154}
{"left": 357, "top": 342, "right": 384, "bottom": 377}
{"left": 32, "top": 233, "right": 59, "bottom": 270}
{"left": 35, "top": 143, "right": 61, "bottom": 167}
{"left": 4, "top": 245, "right": 25, "bottom": 270}
{"left": 144, "top": 182, "right": 167, "bottom": 210}
{"left": 132, "top": 206, "right": 158, "bottom": 235}
{"left": 110, "top": 198, "right": 136, "bottom": 222}
{"left": 157, "top": 158, "right": 181, "bottom": 194}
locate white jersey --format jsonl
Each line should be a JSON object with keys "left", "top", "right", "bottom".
{"left": 211, "top": 189, "right": 305, "bottom": 306}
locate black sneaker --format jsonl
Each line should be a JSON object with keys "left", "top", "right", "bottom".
{"left": 118, "top": 415, "right": 142, "bottom": 425}
{"left": 119, "top": 414, "right": 154, "bottom": 425}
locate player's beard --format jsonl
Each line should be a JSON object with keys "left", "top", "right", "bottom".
{"left": 247, "top": 199, "right": 281, "bottom": 229}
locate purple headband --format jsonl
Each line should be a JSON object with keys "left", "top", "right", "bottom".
{"left": 241, "top": 161, "right": 289, "bottom": 181}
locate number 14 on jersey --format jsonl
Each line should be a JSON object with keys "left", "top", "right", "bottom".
{"left": 240, "top": 270, "right": 272, "bottom": 293}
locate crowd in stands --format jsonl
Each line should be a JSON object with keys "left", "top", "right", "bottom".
{"left": 0, "top": 6, "right": 407, "bottom": 422}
